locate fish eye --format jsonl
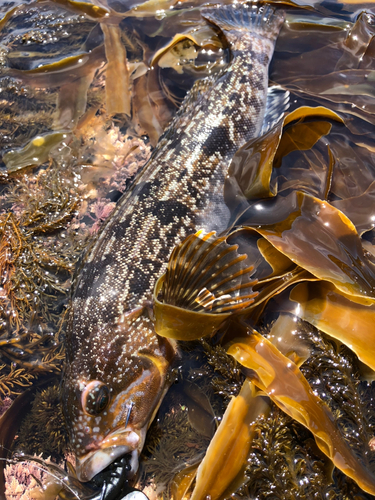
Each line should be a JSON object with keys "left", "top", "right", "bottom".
{"left": 81, "top": 381, "right": 110, "bottom": 416}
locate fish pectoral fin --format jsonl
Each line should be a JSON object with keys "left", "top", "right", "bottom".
{"left": 153, "top": 230, "right": 258, "bottom": 340}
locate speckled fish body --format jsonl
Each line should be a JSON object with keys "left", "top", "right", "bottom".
{"left": 62, "top": 3, "right": 284, "bottom": 483}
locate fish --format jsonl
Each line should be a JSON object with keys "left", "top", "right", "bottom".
{"left": 61, "top": 2, "right": 285, "bottom": 483}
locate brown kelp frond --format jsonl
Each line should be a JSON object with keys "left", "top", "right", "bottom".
{"left": 226, "top": 105, "right": 343, "bottom": 213}
{"left": 261, "top": 317, "right": 375, "bottom": 495}
{"left": 15, "top": 384, "right": 68, "bottom": 459}
{"left": 298, "top": 321, "right": 375, "bottom": 475}
{"left": 228, "top": 330, "right": 375, "bottom": 495}
{"left": 290, "top": 281, "right": 375, "bottom": 372}
{"left": 190, "top": 379, "right": 269, "bottom": 500}
{"left": 102, "top": 24, "right": 131, "bottom": 117}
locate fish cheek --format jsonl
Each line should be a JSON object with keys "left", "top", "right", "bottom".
{"left": 114, "top": 356, "right": 166, "bottom": 431}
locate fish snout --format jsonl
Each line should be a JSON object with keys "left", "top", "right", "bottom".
{"left": 75, "top": 428, "right": 143, "bottom": 482}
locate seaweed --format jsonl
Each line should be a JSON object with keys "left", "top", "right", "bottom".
{"left": 0, "top": 365, "right": 34, "bottom": 396}
{"left": 300, "top": 329, "right": 375, "bottom": 473}
{"left": 231, "top": 317, "right": 375, "bottom": 499}
{"left": 142, "top": 346, "right": 223, "bottom": 495}
{"left": 3, "top": 4, "right": 97, "bottom": 60}
{"left": 0, "top": 77, "right": 56, "bottom": 154}
{"left": 0, "top": 1, "right": 374, "bottom": 498}
{"left": 200, "top": 339, "right": 244, "bottom": 403}
{"left": 15, "top": 384, "right": 68, "bottom": 460}
{"left": 239, "top": 401, "right": 374, "bottom": 499}
{"left": 0, "top": 159, "right": 87, "bottom": 392}
{"left": 143, "top": 403, "right": 210, "bottom": 492}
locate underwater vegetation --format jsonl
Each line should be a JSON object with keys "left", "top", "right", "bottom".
{"left": 0, "top": 0, "right": 375, "bottom": 499}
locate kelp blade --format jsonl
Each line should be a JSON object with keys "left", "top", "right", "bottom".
{"left": 38, "top": 0, "right": 110, "bottom": 19}
{"left": 101, "top": 24, "right": 131, "bottom": 116}
{"left": 290, "top": 281, "right": 375, "bottom": 371}
{"left": 225, "top": 105, "right": 343, "bottom": 211}
{"left": 3, "top": 132, "right": 68, "bottom": 172}
{"left": 239, "top": 191, "right": 375, "bottom": 299}
{"left": 171, "top": 464, "right": 198, "bottom": 500}
{"left": 190, "top": 379, "right": 269, "bottom": 500}
{"left": 227, "top": 331, "right": 375, "bottom": 495}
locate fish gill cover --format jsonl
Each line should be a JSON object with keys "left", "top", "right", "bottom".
{"left": 0, "top": 0, "right": 374, "bottom": 499}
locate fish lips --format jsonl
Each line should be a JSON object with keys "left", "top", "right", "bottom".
{"left": 75, "top": 428, "right": 142, "bottom": 482}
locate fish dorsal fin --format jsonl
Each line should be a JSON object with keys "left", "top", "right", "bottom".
{"left": 169, "top": 77, "right": 216, "bottom": 127}
{"left": 153, "top": 231, "right": 258, "bottom": 340}
{"left": 260, "top": 86, "right": 290, "bottom": 136}
{"left": 155, "top": 76, "right": 216, "bottom": 150}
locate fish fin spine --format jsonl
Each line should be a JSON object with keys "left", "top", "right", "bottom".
{"left": 202, "top": 3, "right": 285, "bottom": 40}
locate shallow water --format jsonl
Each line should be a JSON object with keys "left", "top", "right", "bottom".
{"left": 1, "top": 0, "right": 375, "bottom": 499}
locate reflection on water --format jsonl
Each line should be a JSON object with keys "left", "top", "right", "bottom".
{"left": 0, "top": 0, "right": 375, "bottom": 498}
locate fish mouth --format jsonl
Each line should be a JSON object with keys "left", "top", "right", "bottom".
{"left": 75, "top": 428, "right": 142, "bottom": 482}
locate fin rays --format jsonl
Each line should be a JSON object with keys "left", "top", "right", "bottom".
{"left": 202, "top": 3, "right": 285, "bottom": 41}
{"left": 160, "top": 231, "right": 258, "bottom": 314}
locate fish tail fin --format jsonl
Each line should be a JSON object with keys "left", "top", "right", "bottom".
{"left": 202, "top": 3, "right": 284, "bottom": 41}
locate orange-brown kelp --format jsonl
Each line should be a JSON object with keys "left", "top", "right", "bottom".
{"left": 151, "top": 99, "right": 375, "bottom": 497}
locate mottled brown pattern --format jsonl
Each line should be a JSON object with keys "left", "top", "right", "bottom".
{"left": 62, "top": 3, "right": 284, "bottom": 482}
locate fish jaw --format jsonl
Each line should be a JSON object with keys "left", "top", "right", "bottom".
{"left": 75, "top": 427, "right": 146, "bottom": 482}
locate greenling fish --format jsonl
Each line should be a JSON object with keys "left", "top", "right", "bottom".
{"left": 61, "top": 2, "right": 285, "bottom": 483}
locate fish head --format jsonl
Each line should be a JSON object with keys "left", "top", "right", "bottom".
{"left": 62, "top": 310, "right": 176, "bottom": 482}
